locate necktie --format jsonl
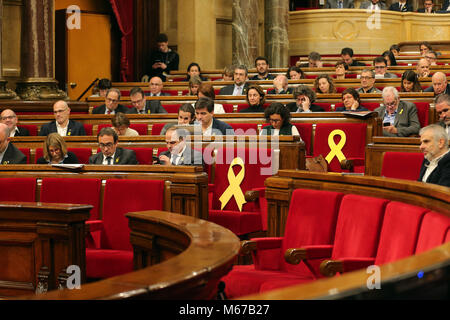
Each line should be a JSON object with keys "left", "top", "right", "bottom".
{"left": 236, "top": 86, "right": 242, "bottom": 96}
{"left": 338, "top": 1, "right": 343, "bottom": 8}
{"left": 107, "top": 110, "right": 111, "bottom": 115}
{"left": 106, "top": 156, "right": 112, "bottom": 165}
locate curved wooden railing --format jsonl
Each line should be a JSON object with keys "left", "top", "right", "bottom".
{"left": 18, "top": 210, "right": 240, "bottom": 300}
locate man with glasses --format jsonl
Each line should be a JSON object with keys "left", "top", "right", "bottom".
{"left": 424, "top": 72, "right": 450, "bottom": 96}
{"left": 127, "top": 87, "right": 167, "bottom": 114}
{"left": 0, "top": 109, "right": 29, "bottom": 136}
{"left": 92, "top": 88, "right": 129, "bottom": 114}
{"left": 357, "top": 69, "right": 381, "bottom": 93}
{"left": 89, "top": 127, "right": 138, "bottom": 165}
{"left": 435, "top": 93, "right": 450, "bottom": 138}
{"left": 418, "top": 0, "right": 435, "bottom": 12}
{"left": 374, "top": 86, "right": 420, "bottom": 137}
{"left": 147, "top": 77, "right": 170, "bottom": 97}
{"left": 218, "top": 65, "right": 249, "bottom": 96}
{"left": 373, "top": 56, "right": 397, "bottom": 79}
{"left": 0, "top": 123, "right": 27, "bottom": 164}
{"left": 39, "top": 100, "right": 86, "bottom": 136}
{"left": 424, "top": 51, "right": 438, "bottom": 66}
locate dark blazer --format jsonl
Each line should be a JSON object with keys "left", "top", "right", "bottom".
{"left": 335, "top": 105, "right": 369, "bottom": 112}
{"left": 286, "top": 102, "right": 325, "bottom": 113}
{"left": 212, "top": 118, "right": 234, "bottom": 135}
{"left": 441, "top": 0, "right": 449, "bottom": 10}
{"left": 159, "top": 148, "right": 204, "bottom": 166}
{"left": 350, "top": 60, "right": 367, "bottom": 67}
{"left": 250, "top": 74, "right": 276, "bottom": 81}
{"left": 419, "top": 151, "right": 450, "bottom": 187}
{"left": 14, "top": 126, "right": 30, "bottom": 136}
{"left": 239, "top": 104, "right": 265, "bottom": 113}
{"left": 374, "top": 101, "right": 421, "bottom": 137}
{"left": 359, "top": 1, "right": 387, "bottom": 9}
{"left": 39, "top": 119, "right": 86, "bottom": 136}
{"left": 128, "top": 100, "right": 168, "bottom": 114}
{"left": 92, "top": 104, "right": 130, "bottom": 114}
{"left": 218, "top": 83, "right": 249, "bottom": 96}
{"left": 37, "top": 151, "right": 79, "bottom": 164}
{"left": 1, "top": 142, "right": 27, "bottom": 164}
{"left": 424, "top": 84, "right": 450, "bottom": 95}
{"left": 147, "top": 49, "right": 179, "bottom": 81}
{"left": 417, "top": 8, "right": 435, "bottom": 12}
{"left": 389, "top": 2, "right": 413, "bottom": 11}
{"left": 325, "top": 0, "right": 355, "bottom": 8}
{"left": 145, "top": 92, "right": 171, "bottom": 97}
{"left": 88, "top": 147, "right": 138, "bottom": 165}
{"left": 267, "top": 88, "right": 293, "bottom": 95}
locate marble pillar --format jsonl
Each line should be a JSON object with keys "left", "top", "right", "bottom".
{"left": 15, "top": 0, "right": 66, "bottom": 100}
{"left": 232, "top": 0, "right": 259, "bottom": 68}
{"left": 0, "top": 0, "right": 17, "bottom": 99}
{"left": 264, "top": 0, "right": 289, "bottom": 68}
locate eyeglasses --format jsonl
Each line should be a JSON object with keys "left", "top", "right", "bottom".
{"left": 360, "top": 76, "right": 373, "bottom": 80}
{"left": 384, "top": 101, "right": 397, "bottom": 107}
{"left": 1, "top": 116, "right": 16, "bottom": 120}
{"left": 374, "top": 66, "right": 386, "bottom": 69}
{"left": 106, "top": 98, "right": 119, "bottom": 103}
{"left": 166, "top": 141, "right": 178, "bottom": 145}
{"left": 99, "top": 142, "right": 114, "bottom": 148}
{"left": 54, "top": 109, "right": 68, "bottom": 114}
{"left": 269, "top": 118, "right": 281, "bottom": 123}
{"left": 130, "top": 99, "right": 144, "bottom": 105}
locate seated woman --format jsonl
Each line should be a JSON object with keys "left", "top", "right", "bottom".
{"left": 335, "top": 88, "right": 369, "bottom": 112}
{"left": 112, "top": 112, "right": 139, "bottom": 136}
{"left": 401, "top": 70, "right": 423, "bottom": 92}
{"left": 382, "top": 50, "right": 397, "bottom": 66}
{"left": 184, "top": 62, "right": 208, "bottom": 81}
{"left": 314, "top": 74, "right": 337, "bottom": 94}
{"left": 260, "top": 102, "right": 300, "bottom": 137}
{"left": 286, "top": 85, "right": 325, "bottom": 113}
{"left": 187, "top": 75, "right": 202, "bottom": 96}
{"left": 37, "top": 132, "right": 79, "bottom": 164}
{"left": 196, "top": 83, "right": 225, "bottom": 114}
{"left": 285, "top": 66, "right": 305, "bottom": 80}
{"left": 239, "top": 84, "right": 266, "bottom": 113}
{"left": 160, "top": 103, "right": 196, "bottom": 135}
{"left": 335, "top": 60, "right": 348, "bottom": 80}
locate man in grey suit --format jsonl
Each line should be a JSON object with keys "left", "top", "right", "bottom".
{"left": 218, "top": 65, "right": 249, "bottom": 96}
{"left": 325, "top": 0, "right": 354, "bottom": 8}
{"left": 360, "top": 0, "right": 387, "bottom": 9}
{"left": 374, "top": 87, "right": 421, "bottom": 137}
{"left": 127, "top": 87, "right": 167, "bottom": 114}
{"left": 89, "top": 127, "right": 138, "bottom": 165}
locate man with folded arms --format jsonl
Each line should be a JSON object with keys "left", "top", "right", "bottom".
{"left": 89, "top": 127, "right": 138, "bottom": 165}
{"left": 0, "top": 123, "right": 27, "bottom": 164}
{"left": 40, "top": 100, "right": 86, "bottom": 136}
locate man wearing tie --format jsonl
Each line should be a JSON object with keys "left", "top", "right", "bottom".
{"left": 127, "top": 87, "right": 168, "bottom": 114}
{"left": 89, "top": 127, "right": 138, "bottom": 165}
{"left": 324, "top": 0, "right": 354, "bottom": 8}
{"left": 359, "top": 0, "right": 387, "bottom": 10}
{"left": 389, "top": 0, "right": 413, "bottom": 11}
{"left": 92, "top": 88, "right": 129, "bottom": 115}
{"left": 218, "top": 65, "right": 249, "bottom": 96}
{"left": 157, "top": 127, "right": 203, "bottom": 166}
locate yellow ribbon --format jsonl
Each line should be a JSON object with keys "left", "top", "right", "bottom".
{"left": 219, "top": 157, "right": 247, "bottom": 212}
{"left": 325, "top": 129, "right": 347, "bottom": 164}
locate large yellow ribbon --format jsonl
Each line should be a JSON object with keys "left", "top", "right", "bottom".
{"left": 219, "top": 157, "right": 247, "bottom": 212}
{"left": 325, "top": 129, "right": 347, "bottom": 164}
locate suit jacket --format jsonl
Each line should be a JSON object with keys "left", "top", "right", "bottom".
{"left": 417, "top": 8, "right": 435, "bottom": 12}
{"left": 218, "top": 83, "right": 249, "bottom": 96}
{"left": 325, "top": 0, "right": 354, "bottom": 8}
{"left": 350, "top": 60, "right": 367, "bottom": 67}
{"left": 92, "top": 104, "right": 130, "bottom": 114}
{"left": 128, "top": 100, "right": 168, "bottom": 114}
{"left": 267, "top": 88, "right": 293, "bottom": 95}
{"left": 1, "top": 142, "right": 27, "bottom": 164}
{"left": 359, "top": 1, "right": 387, "bottom": 9}
{"left": 357, "top": 86, "right": 382, "bottom": 94}
{"left": 442, "top": 0, "right": 449, "bottom": 10}
{"left": 211, "top": 118, "right": 234, "bottom": 135}
{"left": 419, "top": 151, "right": 450, "bottom": 187}
{"left": 335, "top": 105, "right": 369, "bottom": 112}
{"left": 37, "top": 151, "right": 79, "bottom": 164}
{"left": 374, "top": 101, "right": 420, "bottom": 137}
{"left": 250, "top": 74, "right": 276, "bottom": 81}
{"left": 39, "top": 119, "right": 86, "bottom": 136}
{"left": 424, "top": 84, "right": 450, "bottom": 95}
{"left": 389, "top": 2, "right": 413, "bottom": 11}
{"left": 286, "top": 102, "right": 325, "bottom": 113}
{"left": 159, "top": 148, "right": 204, "bottom": 166}
{"left": 14, "top": 126, "right": 29, "bottom": 136}
{"left": 89, "top": 147, "right": 138, "bottom": 165}
{"left": 145, "top": 92, "right": 171, "bottom": 97}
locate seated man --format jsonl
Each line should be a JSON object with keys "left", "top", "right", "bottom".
{"left": 424, "top": 72, "right": 450, "bottom": 96}
{"left": 146, "top": 33, "right": 179, "bottom": 82}
{"left": 357, "top": 69, "right": 381, "bottom": 93}
{"left": 374, "top": 86, "right": 420, "bottom": 137}
{"left": 1, "top": 109, "right": 29, "bottom": 136}
{"left": 250, "top": 56, "right": 275, "bottom": 80}
{"left": 416, "top": 58, "right": 431, "bottom": 78}
{"left": 373, "top": 56, "right": 397, "bottom": 78}
{"left": 89, "top": 127, "right": 138, "bottom": 165}
{"left": 97, "top": 78, "right": 112, "bottom": 97}
{"left": 324, "top": 0, "right": 354, "bottom": 8}
{"left": 194, "top": 97, "right": 234, "bottom": 136}
{"left": 298, "top": 51, "right": 323, "bottom": 68}
{"left": 160, "top": 103, "right": 196, "bottom": 135}
{"left": 435, "top": 93, "right": 450, "bottom": 138}
{"left": 147, "top": 76, "right": 171, "bottom": 97}
{"left": 442, "top": 0, "right": 450, "bottom": 10}
{"left": 419, "top": 124, "right": 450, "bottom": 187}
{"left": 92, "top": 88, "right": 129, "bottom": 114}
{"left": 341, "top": 47, "right": 366, "bottom": 67}
{"left": 218, "top": 65, "right": 249, "bottom": 96}
{"left": 40, "top": 100, "right": 86, "bottom": 136}
{"left": 389, "top": 0, "right": 413, "bottom": 11}
{"left": 286, "top": 85, "right": 324, "bottom": 113}
{"left": 417, "top": 0, "right": 435, "bottom": 12}
{"left": 157, "top": 126, "right": 203, "bottom": 166}
{"left": 0, "top": 123, "right": 27, "bottom": 164}
{"left": 270, "top": 75, "right": 292, "bottom": 94}
{"left": 360, "top": 0, "right": 387, "bottom": 9}
{"left": 424, "top": 50, "right": 438, "bottom": 66}
{"left": 127, "top": 87, "right": 167, "bottom": 114}
{"left": 112, "top": 112, "right": 139, "bottom": 137}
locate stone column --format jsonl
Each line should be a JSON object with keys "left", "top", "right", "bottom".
{"left": 232, "top": 0, "right": 259, "bottom": 68}
{"left": 264, "top": 0, "right": 289, "bottom": 68}
{"left": 0, "top": 0, "right": 17, "bottom": 99}
{"left": 15, "top": 0, "right": 66, "bottom": 100}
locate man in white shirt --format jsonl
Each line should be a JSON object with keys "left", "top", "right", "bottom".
{"left": 147, "top": 77, "right": 170, "bottom": 97}
{"left": 0, "top": 109, "right": 29, "bottom": 137}
{"left": 39, "top": 100, "right": 86, "bottom": 136}
{"left": 157, "top": 127, "right": 203, "bottom": 166}
{"left": 218, "top": 66, "right": 249, "bottom": 96}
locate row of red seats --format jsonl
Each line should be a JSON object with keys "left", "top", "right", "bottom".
{"left": 222, "top": 188, "right": 450, "bottom": 298}
{"left": 16, "top": 123, "right": 148, "bottom": 137}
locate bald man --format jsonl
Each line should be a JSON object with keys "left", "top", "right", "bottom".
{"left": 0, "top": 123, "right": 27, "bottom": 164}
{"left": 39, "top": 100, "right": 86, "bottom": 136}
{"left": 147, "top": 77, "right": 171, "bottom": 97}
{"left": 1, "top": 109, "right": 29, "bottom": 137}
{"left": 416, "top": 58, "right": 431, "bottom": 78}
{"left": 271, "top": 75, "right": 292, "bottom": 94}
{"left": 425, "top": 72, "right": 450, "bottom": 96}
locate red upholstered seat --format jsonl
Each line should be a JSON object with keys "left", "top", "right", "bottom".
{"left": 162, "top": 104, "right": 181, "bottom": 113}
{"left": 18, "top": 148, "right": 30, "bottom": 164}
{"left": 381, "top": 152, "right": 423, "bottom": 181}
{"left": 313, "top": 102, "right": 331, "bottom": 111}
{"left": 86, "top": 179, "right": 165, "bottom": 279}
{"left": 68, "top": 148, "right": 93, "bottom": 164}
{"left": 128, "top": 148, "right": 153, "bottom": 164}
{"left": 129, "top": 123, "right": 148, "bottom": 135}
{"left": 83, "top": 124, "right": 93, "bottom": 136}
{"left": 222, "top": 104, "right": 234, "bottom": 113}
{"left": 334, "top": 102, "right": 380, "bottom": 111}
{"left": 237, "top": 104, "right": 249, "bottom": 112}
{"left": 97, "top": 124, "right": 112, "bottom": 132}
{"left": 17, "top": 124, "right": 38, "bottom": 136}
{"left": 222, "top": 188, "right": 343, "bottom": 298}
{"left": 293, "top": 123, "right": 313, "bottom": 155}
{"left": 229, "top": 123, "right": 258, "bottom": 135}
{"left": 151, "top": 123, "right": 166, "bottom": 135}
{"left": 415, "top": 211, "right": 450, "bottom": 254}
{"left": 0, "top": 178, "right": 36, "bottom": 202}
{"left": 413, "top": 102, "right": 430, "bottom": 128}
{"left": 313, "top": 123, "right": 367, "bottom": 172}
{"left": 162, "top": 90, "right": 178, "bottom": 96}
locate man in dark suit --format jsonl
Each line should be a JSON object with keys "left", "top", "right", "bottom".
{"left": 157, "top": 126, "right": 203, "bottom": 166}
{"left": 250, "top": 57, "right": 275, "bottom": 81}
{"left": 0, "top": 123, "right": 27, "bottom": 164}
{"left": 417, "top": 0, "right": 435, "bottom": 12}
{"left": 92, "top": 88, "right": 130, "bottom": 115}
{"left": 146, "top": 76, "right": 171, "bottom": 97}
{"left": 286, "top": 85, "right": 324, "bottom": 113}
{"left": 1, "top": 109, "right": 29, "bottom": 137}
{"left": 89, "top": 127, "right": 138, "bottom": 165}
{"left": 374, "top": 86, "right": 421, "bottom": 137}
{"left": 341, "top": 47, "right": 366, "bottom": 67}
{"left": 441, "top": 0, "right": 449, "bottom": 10}
{"left": 39, "top": 100, "right": 86, "bottom": 136}
{"left": 194, "top": 97, "right": 234, "bottom": 135}
{"left": 324, "top": 0, "right": 354, "bottom": 8}
{"left": 424, "top": 72, "right": 450, "bottom": 96}
{"left": 127, "top": 87, "right": 167, "bottom": 114}
{"left": 418, "top": 124, "right": 450, "bottom": 187}
{"left": 435, "top": 94, "right": 450, "bottom": 138}
{"left": 218, "top": 65, "right": 249, "bottom": 96}
{"left": 359, "top": 0, "right": 387, "bottom": 9}
{"left": 389, "top": 0, "right": 413, "bottom": 11}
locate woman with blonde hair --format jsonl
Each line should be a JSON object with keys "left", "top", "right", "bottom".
{"left": 37, "top": 132, "right": 79, "bottom": 164}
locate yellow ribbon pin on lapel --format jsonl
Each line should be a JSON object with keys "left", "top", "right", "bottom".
{"left": 325, "top": 129, "right": 347, "bottom": 164}
{"left": 219, "top": 157, "right": 247, "bottom": 212}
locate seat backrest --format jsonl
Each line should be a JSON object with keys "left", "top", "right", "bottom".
{"left": 375, "top": 202, "right": 428, "bottom": 265}
{"left": 68, "top": 148, "right": 93, "bottom": 164}
{"left": 18, "top": 148, "right": 30, "bottom": 164}
{"left": 331, "top": 195, "right": 388, "bottom": 260}
{"left": 35, "top": 148, "right": 43, "bottom": 163}
{"left": 381, "top": 152, "right": 423, "bottom": 180}
{"left": 83, "top": 124, "right": 93, "bottom": 136}
{"left": 162, "top": 90, "right": 178, "bottom": 96}
{"left": 313, "top": 123, "right": 367, "bottom": 172}
{"left": 162, "top": 104, "right": 181, "bottom": 113}
{"left": 101, "top": 179, "right": 165, "bottom": 251}
{"left": 293, "top": 123, "right": 313, "bottom": 155}
{"left": 229, "top": 123, "right": 258, "bottom": 135}
{"left": 413, "top": 102, "right": 430, "bottom": 128}
{"left": 0, "top": 178, "right": 36, "bottom": 202}
{"left": 98, "top": 124, "right": 112, "bottom": 132}
{"left": 314, "top": 102, "right": 332, "bottom": 111}
{"left": 415, "top": 211, "right": 450, "bottom": 254}
{"left": 129, "top": 123, "right": 148, "bottom": 135}
{"left": 128, "top": 148, "right": 153, "bottom": 164}
{"left": 151, "top": 123, "right": 166, "bottom": 135}
{"left": 40, "top": 178, "right": 102, "bottom": 220}
{"left": 237, "top": 104, "right": 249, "bottom": 112}
{"left": 17, "top": 124, "right": 38, "bottom": 136}
{"left": 222, "top": 104, "right": 234, "bottom": 113}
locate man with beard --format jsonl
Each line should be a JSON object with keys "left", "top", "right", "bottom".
{"left": 218, "top": 65, "right": 249, "bottom": 96}
{"left": 250, "top": 57, "right": 275, "bottom": 81}
{"left": 435, "top": 93, "right": 450, "bottom": 138}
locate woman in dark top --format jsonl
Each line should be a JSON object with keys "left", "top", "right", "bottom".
{"left": 184, "top": 62, "right": 208, "bottom": 81}
{"left": 37, "top": 132, "right": 79, "bottom": 164}
{"left": 239, "top": 84, "right": 266, "bottom": 113}
{"left": 400, "top": 70, "right": 423, "bottom": 92}
{"left": 260, "top": 102, "right": 300, "bottom": 137}
{"left": 335, "top": 88, "right": 368, "bottom": 112}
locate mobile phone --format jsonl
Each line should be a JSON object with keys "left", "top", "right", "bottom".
{"left": 152, "top": 156, "right": 161, "bottom": 164}
{"left": 383, "top": 122, "right": 391, "bottom": 127}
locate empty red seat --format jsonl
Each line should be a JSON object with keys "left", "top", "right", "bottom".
{"left": 222, "top": 104, "right": 234, "bottom": 113}
{"left": 314, "top": 102, "right": 332, "bottom": 111}
{"left": 129, "top": 123, "right": 148, "bottom": 135}
{"left": 415, "top": 211, "right": 450, "bottom": 254}
{"left": 18, "top": 148, "right": 30, "bottom": 164}
{"left": 381, "top": 152, "right": 423, "bottom": 181}
{"left": 162, "top": 104, "right": 181, "bottom": 113}
{"left": 17, "top": 125, "right": 38, "bottom": 136}
{"left": 151, "top": 123, "right": 166, "bottom": 135}
{"left": 0, "top": 178, "right": 36, "bottom": 202}
{"left": 83, "top": 124, "right": 93, "bottom": 135}
{"left": 413, "top": 102, "right": 430, "bottom": 128}
{"left": 128, "top": 148, "right": 153, "bottom": 164}
{"left": 293, "top": 123, "right": 313, "bottom": 155}
{"left": 68, "top": 148, "right": 93, "bottom": 164}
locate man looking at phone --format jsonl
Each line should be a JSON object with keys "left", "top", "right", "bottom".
{"left": 146, "top": 33, "right": 179, "bottom": 82}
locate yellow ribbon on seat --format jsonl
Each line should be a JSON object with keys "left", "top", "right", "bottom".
{"left": 219, "top": 157, "right": 247, "bottom": 212}
{"left": 325, "top": 129, "right": 347, "bottom": 164}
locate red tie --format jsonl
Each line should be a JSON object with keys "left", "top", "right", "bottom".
{"left": 107, "top": 110, "right": 111, "bottom": 115}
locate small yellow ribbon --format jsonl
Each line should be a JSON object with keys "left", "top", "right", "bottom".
{"left": 219, "top": 157, "right": 247, "bottom": 212}
{"left": 325, "top": 129, "right": 347, "bottom": 164}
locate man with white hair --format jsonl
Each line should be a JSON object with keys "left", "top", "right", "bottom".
{"left": 416, "top": 58, "right": 431, "bottom": 78}
{"left": 435, "top": 93, "right": 450, "bottom": 138}
{"left": 419, "top": 124, "right": 450, "bottom": 187}
{"left": 424, "top": 72, "right": 450, "bottom": 96}
{"left": 271, "top": 75, "right": 292, "bottom": 94}
{"left": 374, "top": 86, "right": 421, "bottom": 137}
{"left": 0, "top": 123, "right": 27, "bottom": 164}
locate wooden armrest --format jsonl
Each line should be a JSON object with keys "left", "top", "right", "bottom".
{"left": 284, "top": 248, "right": 308, "bottom": 265}
{"left": 340, "top": 159, "right": 354, "bottom": 170}
{"left": 245, "top": 190, "right": 260, "bottom": 202}
{"left": 320, "top": 260, "right": 343, "bottom": 277}
{"left": 239, "top": 240, "right": 257, "bottom": 256}
{"left": 285, "top": 245, "right": 333, "bottom": 265}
